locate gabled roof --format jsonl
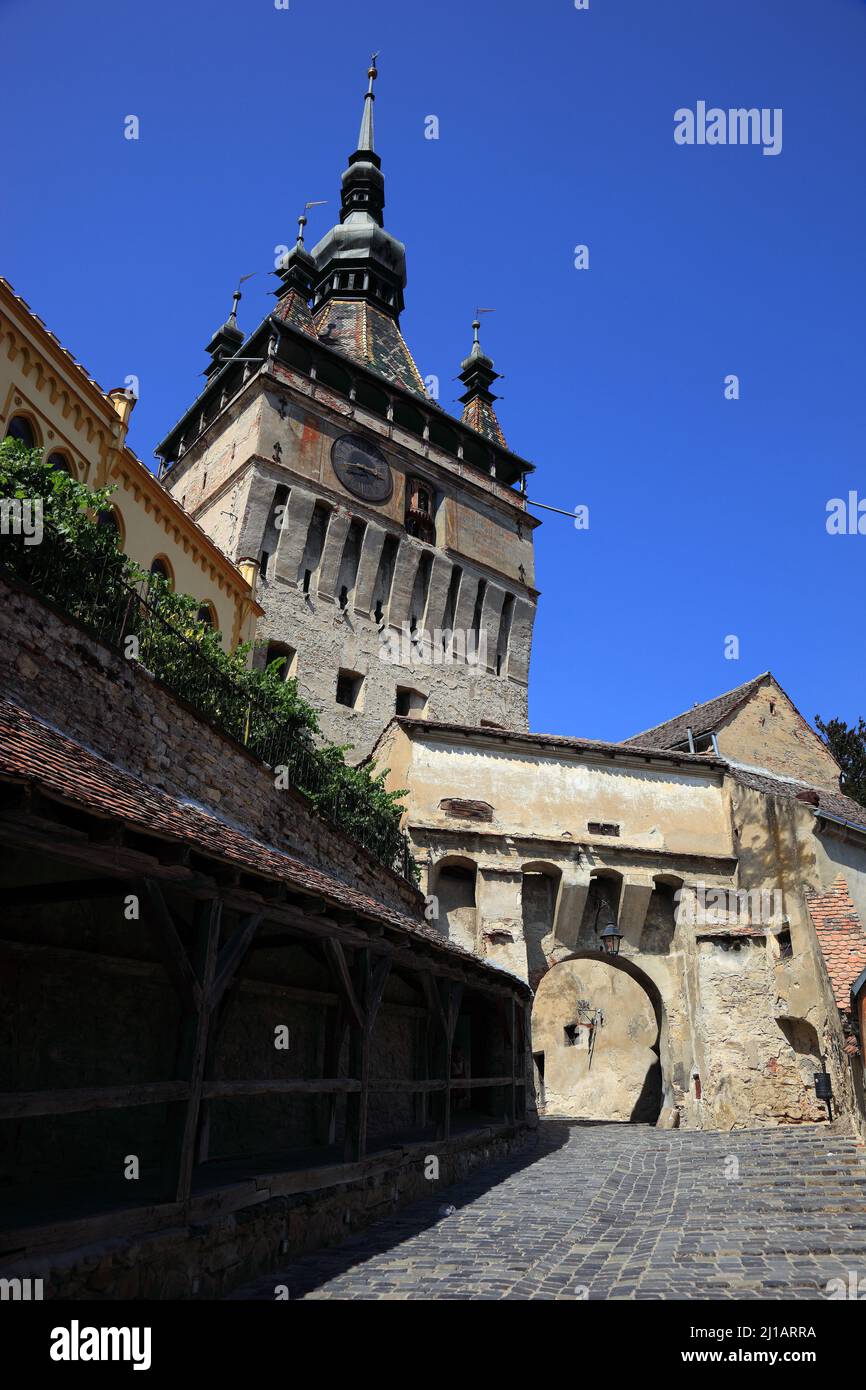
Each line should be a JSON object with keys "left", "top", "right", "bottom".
{"left": 0, "top": 276, "right": 112, "bottom": 409}
{"left": 376, "top": 715, "right": 725, "bottom": 771}
{"left": 623, "top": 673, "right": 771, "bottom": 750}
{"left": 1, "top": 277, "right": 260, "bottom": 612}
{"left": 728, "top": 765, "right": 866, "bottom": 833}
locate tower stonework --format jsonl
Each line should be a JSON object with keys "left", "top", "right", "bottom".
{"left": 156, "top": 63, "right": 540, "bottom": 758}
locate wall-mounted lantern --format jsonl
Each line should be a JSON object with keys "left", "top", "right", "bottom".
{"left": 600, "top": 923, "right": 623, "bottom": 956}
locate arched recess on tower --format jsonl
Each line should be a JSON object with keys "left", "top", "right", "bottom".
{"left": 530, "top": 951, "right": 666, "bottom": 1124}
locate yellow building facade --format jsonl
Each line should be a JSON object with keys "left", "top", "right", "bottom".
{"left": 0, "top": 277, "right": 261, "bottom": 650}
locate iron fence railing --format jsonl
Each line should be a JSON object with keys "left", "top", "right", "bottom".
{"left": 0, "top": 525, "right": 416, "bottom": 882}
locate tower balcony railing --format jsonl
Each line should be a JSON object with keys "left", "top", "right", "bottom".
{"left": 0, "top": 523, "right": 416, "bottom": 883}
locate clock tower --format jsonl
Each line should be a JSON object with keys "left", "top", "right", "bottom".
{"left": 155, "top": 60, "right": 540, "bottom": 759}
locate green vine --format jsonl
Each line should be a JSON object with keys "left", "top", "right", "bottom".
{"left": 0, "top": 439, "right": 415, "bottom": 878}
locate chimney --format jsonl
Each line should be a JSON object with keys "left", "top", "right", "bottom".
{"left": 108, "top": 387, "right": 137, "bottom": 440}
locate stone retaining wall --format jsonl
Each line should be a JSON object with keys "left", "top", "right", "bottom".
{"left": 7, "top": 1125, "right": 531, "bottom": 1300}
{"left": 0, "top": 576, "right": 422, "bottom": 917}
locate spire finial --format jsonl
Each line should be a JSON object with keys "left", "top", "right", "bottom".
{"left": 459, "top": 308, "right": 506, "bottom": 446}
{"left": 358, "top": 51, "right": 379, "bottom": 151}
{"left": 229, "top": 272, "right": 255, "bottom": 327}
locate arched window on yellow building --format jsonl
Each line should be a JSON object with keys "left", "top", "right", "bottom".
{"left": 149, "top": 555, "right": 175, "bottom": 587}
{"left": 46, "top": 451, "right": 75, "bottom": 477}
{"left": 5, "top": 414, "right": 40, "bottom": 448}
{"left": 97, "top": 506, "right": 124, "bottom": 546}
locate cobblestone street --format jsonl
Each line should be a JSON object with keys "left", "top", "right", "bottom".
{"left": 233, "top": 1120, "right": 866, "bottom": 1300}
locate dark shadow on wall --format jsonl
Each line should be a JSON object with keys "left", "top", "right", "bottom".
{"left": 777, "top": 1016, "right": 821, "bottom": 1062}
{"left": 639, "top": 880, "right": 679, "bottom": 955}
{"left": 629, "top": 1058, "right": 663, "bottom": 1123}
{"left": 522, "top": 866, "right": 559, "bottom": 985}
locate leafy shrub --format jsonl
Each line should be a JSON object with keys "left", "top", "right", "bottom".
{"left": 0, "top": 438, "right": 413, "bottom": 876}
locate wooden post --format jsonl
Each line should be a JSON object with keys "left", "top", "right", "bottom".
{"left": 414, "top": 1010, "right": 432, "bottom": 1132}
{"left": 316, "top": 1003, "right": 348, "bottom": 1147}
{"left": 194, "top": 909, "right": 264, "bottom": 1164}
{"left": 325, "top": 944, "right": 391, "bottom": 1163}
{"left": 161, "top": 895, "right": 222, "bottom": 1204}
{"left": 421, "top": 974, "right": 462, "bottom": 1140}
{"left": 523, "top": 1001, "right": 534, "bottom": 1117}
{"left": 508, "top": 995, "right": 517, "bottom": 1125}
{"left": 443, "top": 982, "right": 463, "bottom": 1139}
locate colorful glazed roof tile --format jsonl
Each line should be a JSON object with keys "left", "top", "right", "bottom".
{"left": 462, "top": 395, "right": 507, "bottom": 448}
{"left": 313, "top": 299, "right": 427, "bottom": 398}
{"left": 274, "top": 287, "right": 318, "bottom": 339}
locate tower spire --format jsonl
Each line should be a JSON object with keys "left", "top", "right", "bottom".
{"left": 272, "top": 202, "right": 324, "bottom": 339}
{"left": 308, "top": 53, "right": 409, "bottom": 323}
{"left": 338, "top": 52, "right": 385, "bottom": 227}
{"left": 458, "top": 312, "right": 507, "bottom": 447}
{"left": 357, "top": 52, "right": 378, "bottom": 152}
{"left": 203, "top": 275, "right": 253, "bottom": 377}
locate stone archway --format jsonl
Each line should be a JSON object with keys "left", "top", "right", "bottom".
{"left": 531, "top": 952, "right": 664, "bottom": 1123}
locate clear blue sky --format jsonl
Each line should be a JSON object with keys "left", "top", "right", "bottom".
{"left": 4, "top": 0, "right": 866, "bottom": 742}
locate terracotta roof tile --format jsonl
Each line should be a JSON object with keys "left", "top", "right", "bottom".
{"left": 389, "top": 716, "right": 724, "bottom": 768}
{"left": 730, "top": 766, "right": 866, "bottom": 834}
{"left": 623, "top": 673, "right": 771, "bottom": 750}
{"left": 805, "top": 876, "right": 866, "bottom": 1013}
{"left": 0, "top": 699, "right": 527, "bottom": 990}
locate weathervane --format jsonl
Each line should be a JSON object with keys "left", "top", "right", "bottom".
{"left": 229, "top": 272, "right": 256, "bottom": 327}
{"left": 297, "top": 200, "right": 327, "bottom": 247}
{"left": 473, "top": 306, "right": 496, "bottom": 346}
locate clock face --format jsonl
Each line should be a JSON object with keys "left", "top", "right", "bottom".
{"left": 331, "top": 434, "right": 393, "bottom": 503}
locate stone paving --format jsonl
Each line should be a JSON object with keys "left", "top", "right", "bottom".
{"left": 232, "top": 1119, "right": 866, "bottom": 1300}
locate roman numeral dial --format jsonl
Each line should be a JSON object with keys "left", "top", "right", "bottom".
{"left": 331, "top": 433, "right": 393, "bottom": 503}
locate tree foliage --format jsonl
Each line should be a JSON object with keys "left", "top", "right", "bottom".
{"left": 0, "top": 438, "right": 412, "bottom": 871}
{"left": 815, "top": 713, "right": 866, "bottom": 811}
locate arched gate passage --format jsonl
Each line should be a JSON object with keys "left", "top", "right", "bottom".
{"left": 531, "top": 952, "right": 665, "bottom": 1123}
